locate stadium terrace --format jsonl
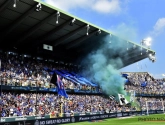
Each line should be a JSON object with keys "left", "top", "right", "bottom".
{"left": 0, "top": 0, "right": 164, "bottom": 125}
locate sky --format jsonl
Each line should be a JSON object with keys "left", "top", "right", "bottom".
{"left": 42, "top": 0, "right": 165, "bottom": 79}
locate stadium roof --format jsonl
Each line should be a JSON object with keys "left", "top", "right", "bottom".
{"left": 0, "top": 0, "right": 155, "bottom": 68}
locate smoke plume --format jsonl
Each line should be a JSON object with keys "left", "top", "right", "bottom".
{"left": 81, "top": 34, "right": 127, "bottom": 97}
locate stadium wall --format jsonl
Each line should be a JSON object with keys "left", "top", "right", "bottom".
{"left": 0, "top": 110, "right": 164, "bottom": 125}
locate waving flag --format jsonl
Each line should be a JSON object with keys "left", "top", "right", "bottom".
{"left": 141, "top": 81, "right": 147, "bottom": 87}
{"left": 44, "top": 68, "right": 68, "bottom": 98}
{"left": 57, "top": 75, "right": 68, "bottom": 98}
{"left": 122, "top": 74, "right": 128, "bottom": 79}
{"left": 44, "top": 68, "right": 97, "bottom": 87}
{"left": 109, "top": 95, "right": 115, "bottom": 100}
{"left": 118, "top": 94, "right": 128, "bottom": 105}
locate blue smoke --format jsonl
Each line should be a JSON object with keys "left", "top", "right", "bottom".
{"left": 81, "top": 35, "right": 127, "bottom": 97}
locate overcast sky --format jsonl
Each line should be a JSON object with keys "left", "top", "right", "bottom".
{"left": 42, "top": 0, "right": 165, "bottom": 79}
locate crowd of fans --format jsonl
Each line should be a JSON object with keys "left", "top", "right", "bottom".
{"left": 0, "top": 92, "right": 124, "bottom": 117}
{"left": 0, "top": 53, "right": 98, "bottom": 92}
{"left": 1, "top": 53, "right": 164, "bottom": 95}
{"left": 1, "top": 92, "right": 165, "bottom": 117}
{"left": 124, "top": 72, "right": 165, "bottom": 95}
{"left": 137, "top": 97, "right": 164, "bottom": 111}
{"left": 0, "top": 52, "right": 165, "bottom": 118}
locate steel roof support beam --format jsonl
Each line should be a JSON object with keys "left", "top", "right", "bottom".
{"left": 16, "top": 12, "right": 57, "bottom": 45}
{"left": 77, "top": 47, "right": 137, "bottom": 60}
{"left": 122, "top": 52, "right": 147, "bottom": 61}
{"left": 66, "top": 30, "right": 98, "bottom": 49}
{"left": 122, "top": 49, "right": 152, "bottom": 60}
{"left": 31, "top": 18, "right": 72, "bottom": 48}
{"left": 123, "top": 54, "right": 147, "bottom": 68}
{"left": 35, "top": 18, "right": 73, "bottom": 45}
{"left": 0, "top": 0, "right": 11, "bottom": 13}
{"left": 77, "top": 44, "right": 92, "bottom": 53}
{"left": 53, "top": 25, "right": 87, "bottom": 46}
{"left": 122, "top": 48, "right": 141, "bottom": 58}
{"left": 2, "top": 4, "right": 37, "bottom": 37}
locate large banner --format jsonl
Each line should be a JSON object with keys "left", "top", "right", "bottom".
{"left": 0, "top": 85, "right": 101, "bottom": 94}
{"left": 0, "top": 111, "right": 163, "bottom": 125}
{"left": 0, "top": 114, "right": 116, "bottom": 125}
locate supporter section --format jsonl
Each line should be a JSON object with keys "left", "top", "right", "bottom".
{"left": 0, "top": 93, "right": 119, "bottom": 117}
{"left": 124, "top": 72, "right": 165, "bottom": 95}
{"left": 0, "top": 52, "right": 100, "bottom": 93}
{"left": 0, "top": 52, "right": 165, "bottom": 118}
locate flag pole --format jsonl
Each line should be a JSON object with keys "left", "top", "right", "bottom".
{"left": 85, "top": 86, "right": 87, "bottom": 114}
{"left": 35, "top": 81, "right": 38, "bottom": 116}
{"left": 60, "top": 97, "right": 63, "bottom": 117}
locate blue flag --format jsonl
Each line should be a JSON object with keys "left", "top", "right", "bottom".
{"left": 122, "top": 74, "right": 128, "bottom": 79}
{"left": 141, "top": 81, "right": 147, "bottom": 87}
{"left": 57, "top": 75, "right": 68, "bottom": 98}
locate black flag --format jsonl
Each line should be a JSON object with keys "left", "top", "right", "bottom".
{"left": 44, "top": 67, "right": 57, "bottom": 86}
{"left": 50, "top": 72, "right": 57, "bottom": 86}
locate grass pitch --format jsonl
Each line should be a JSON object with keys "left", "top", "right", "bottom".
{"left": 63, "top": 114, "right": 165, "bottom": 125}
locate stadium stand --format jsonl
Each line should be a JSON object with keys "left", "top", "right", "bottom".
{"left": 0, "top": 93, "right": 123, "bottom": 117}
{"left": 0, "top": 53, "right": 99, "bottom": 92}
{"left": 0, "top": 52, "right": 164, "bottom": 118}
{"left": 0, "top": 0, "right": 161, "bottom": 124}
{"left": 140, "top": 97, "right": 164, "bottom": 111}
{"left": 123, "top": 72, "right": 165, "bottom": 96}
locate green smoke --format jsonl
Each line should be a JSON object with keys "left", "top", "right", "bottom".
{"left": 81, "top": 35, "right": 127, "bottom": 97}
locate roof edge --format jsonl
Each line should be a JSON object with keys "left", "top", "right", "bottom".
{"left": 34, "top": 0, "right": 155, "bottom": 53}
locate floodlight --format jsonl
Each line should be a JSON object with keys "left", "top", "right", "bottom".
{"left": 86, "top": 24, "right": 90, "bottom": 35}
{"left": 13, "top": 4, "right": 16, "bottom": 8}
{"left": 148, "top": 53, "right": 156, "bottom": 62}
{"left": 145, "top": 39, "right": 151, "bottom": 46}
{"left": 13, "top": 0, "right": 17, "bottom": 8}
{"left": 141, "top": 37, "right": 152, "bottom": 48}
{"left": 36, "top": 3, "right": 42, "bottom": 12}
{"left": 96, "top": 29, "right": 101, "bottom": 36}
{"left": 56, "top": 11, "right": 60, "bottom": 24}
{"left": 148, "top": 53, "right": 152, "bottom": 58}
{"left": 146, "top": 37, "right": 152, "bottom": 42}
{"left": 133, "top": 44, "right": 136, "bottom": 49}
{"left": 127, "top": 41, "right": 129, "bottom": 50}
{"left": 70, "top": 18, "right": 76, "bottom": 26}
{"left": 146, "top": 49, "right": 148, "bottom": 52}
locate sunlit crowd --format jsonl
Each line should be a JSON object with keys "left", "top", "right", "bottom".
{"left": 0, "top": 54, "right": 98, "bottom": 91}
{"left": 0, "top": 92, "right": 122, "bottom": 117}
{"left": 0, "top": 53, "right": 165, "bottom": 118}
{"left": 124, "top": 72, "right": 165, "bottom": 95}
